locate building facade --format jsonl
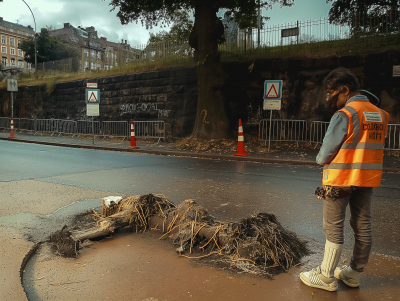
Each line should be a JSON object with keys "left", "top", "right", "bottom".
{"left": 0, "top": 17, "right": 34, "bottom": 69}
{"left": 49, "top": 23, "right": 140, "bottom": 71}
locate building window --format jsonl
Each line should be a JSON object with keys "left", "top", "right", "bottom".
{"left": 91, "top": 50, "right": 96, "bottom": 57}
{"left": 84, "top": 48, "right": 88, "bottom": 57}
{"left": 84, "top": 61, "right": 89, "bottom": 68}
{"left": 97, "top": 52, "right": 101, "bottom": 59}
{"left": 10, "top": 48, "right": 15, "bottom": 55}
{"left": 1, "top": 46, "right": 6, "bottom": 53}
{"left": 10, "top": 38, "right": 15, "bottom": 46}
{"left": 1, "top": 56, "right": 7, "bottom": 65}
{"left": 18, "top": 60, "right": 24, "bottom": 66}
{"left": 1, "top": 36, "right": 6, "bottom": 44}
{"left": 97, "top": 63, "right": 101, "bottom": 70}
{"left": 10, "top": 58, "right": 16, "bottom": 65}
{"left": 18, "top": 40, "right": 21, "bottom": 47}
{"left": 18, "top": 49, "right": 22, "bottom": 57}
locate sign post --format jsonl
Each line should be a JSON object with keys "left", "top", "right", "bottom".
{"left": 7, "top": 71, "right": 18, "bottom": 138}
{"left": 263, "top": 80, "right": 283, "bottom": 151}
{"left": 86, "top": 83, "right": 100, "bottom": 145}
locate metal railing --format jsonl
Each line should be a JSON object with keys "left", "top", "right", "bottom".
{"left": 56, "top": 120, "right": 77, "bottom": 136}
{"left": 75, "top": 120, "right": 101, "bottom": 136}
{"left": 15, "top": 118, "right": 35, "bottom": 133}
{"left": 101, "top": 121, "right": 130, "bottom": 140}
{"left": 309, "top": 121, "right": 330, "bottom": 148}
{"left": 15, "top": 11, "right": 399, "bottom": 76}
{"left": 0, "top": 117, "right": 10, "bottom": 132}
{"left": 34, "top": 119, "right": 61, "bottom": 135}
{"left": 260, "top": 119, "right": 308, "bottom": 147}
{"left": 134, "top": 121, "right": 165, "bottom": 142}
{"left": 309, "top": 121, "right": 400, "bottom": 151}
{"left": 1, "top": 118, "right": 398, "bottom": 150}
{"left": 385, "top": 124, "right": 400, "bottom": 150}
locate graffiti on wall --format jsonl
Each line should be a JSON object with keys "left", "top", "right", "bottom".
{"left": 120, "top": 103, "right": 172, "bottom": 118}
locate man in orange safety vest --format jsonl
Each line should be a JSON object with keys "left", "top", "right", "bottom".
{"left": 299, "top": 67, "right": 389, "bottom": 291}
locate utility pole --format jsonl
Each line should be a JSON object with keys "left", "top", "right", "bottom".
{"left": 258, "top": 0, "right": 261, "bottom": 47}
{"left": 21, "top": 0, "right": 37, "bottom": 79}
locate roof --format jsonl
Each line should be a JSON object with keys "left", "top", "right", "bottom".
{"left": 0, "top": 17, "right": 34, "bottom": 32}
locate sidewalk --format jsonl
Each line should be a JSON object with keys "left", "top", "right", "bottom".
{"left": 1, "top": 131, "right": 400, "bottom": 172}
{"left": 1, "top": 131, "right": 400, "bottom": 301}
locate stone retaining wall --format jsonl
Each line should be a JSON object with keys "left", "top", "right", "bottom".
{"left": 1, "top": 51, "right": 399, "bottom": 137}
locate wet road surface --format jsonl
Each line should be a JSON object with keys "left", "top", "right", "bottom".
{"left": 1, "top": 140, "right": 399, "bottom": 257}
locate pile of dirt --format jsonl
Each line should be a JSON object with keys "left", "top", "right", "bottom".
{"left": 49, "top": 194, "right": 308, "bottom": 276}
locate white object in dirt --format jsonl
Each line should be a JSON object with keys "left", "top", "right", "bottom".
{"left": 103, "top": 196, "right": 123, "bottom": 207}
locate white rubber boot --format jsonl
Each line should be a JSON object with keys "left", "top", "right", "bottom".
{"left": 300, "top": 240, "right": 343, "bottom": 292}
{"left": 334, "top": 266, "right": 360, "bottom": 287}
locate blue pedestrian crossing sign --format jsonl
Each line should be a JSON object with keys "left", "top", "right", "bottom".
{"left": 86, "top": 89, "right": 100, "bottom": 104}
{"left": 263, "top": 80, "right": 282, "bottom": 100}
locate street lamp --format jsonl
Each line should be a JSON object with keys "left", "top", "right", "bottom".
{"left": 21, "top": 0, "right": 37, "bottom": 79}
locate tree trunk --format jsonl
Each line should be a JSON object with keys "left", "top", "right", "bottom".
{"left": 189, "top": 0, "right": 230, "bottom": 138}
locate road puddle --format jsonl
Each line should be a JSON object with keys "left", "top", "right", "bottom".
{"left": 23, "top": 230, "right": 400, "bottom": 301}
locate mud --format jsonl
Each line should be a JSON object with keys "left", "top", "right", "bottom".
{"left": 23, "top": 231, "right": 400, "bottom": 301}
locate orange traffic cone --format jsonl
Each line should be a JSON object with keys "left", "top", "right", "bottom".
{"left": 8, "top": 117, "right": 16, "bottom": 138}
{"left": 128, "top": 119, "right": 139, "bottom": 149}
{"left": 233, "top": 119, "right": 249, "bottom": 156}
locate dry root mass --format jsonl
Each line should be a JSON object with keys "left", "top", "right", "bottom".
{"left": 48, "top": 193, "right": 308, "bottom": 276}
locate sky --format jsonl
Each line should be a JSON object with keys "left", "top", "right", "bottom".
{"left": 0, "top": 0, "right": 332, "bottom": 47}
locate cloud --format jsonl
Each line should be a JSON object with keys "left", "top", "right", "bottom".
{"left": 1, "top": 0, "right": 169, "bottom": 46}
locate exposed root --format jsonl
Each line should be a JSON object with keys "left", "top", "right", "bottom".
{"left": 48, "top": 194, "right": 308, "bottom": 276}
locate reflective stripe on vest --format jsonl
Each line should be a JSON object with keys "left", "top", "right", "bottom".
{"left": 340, "top": 142, "right": 384, "bottom": 149}
{"left": 324, "top": 162, "right": 383, "bottom": 170}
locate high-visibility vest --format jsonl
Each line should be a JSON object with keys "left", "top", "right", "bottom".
{"left": 322, "top": 100, "right": 389, "bottom": 187}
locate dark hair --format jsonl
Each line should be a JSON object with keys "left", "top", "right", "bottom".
{"left": 324, "top": 67, "right": 360, "bottom": 92}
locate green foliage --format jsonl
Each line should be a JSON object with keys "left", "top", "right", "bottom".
{"left": 148, "top": 10, "right": 194, "bottom": 43}
{"left": 109, "top": 0, "right": 294, "bottom": 30}
{"left": 327, "top": 0, "right": 400, "bottom": 25}
{"left": 19, "top": 28, "right": 79, "bottom": 64}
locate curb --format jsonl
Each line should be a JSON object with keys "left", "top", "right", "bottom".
{"left": 1, "top": 137, "right": 399, "bottom": 172}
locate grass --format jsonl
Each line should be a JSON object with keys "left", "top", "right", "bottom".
{"left": 220, "top": 34, "right": 400, "bottom": 62}
{"left": 0, "top": 56, "right": 196, "bottom": 92}
{"left": 1, "top": 33, "right": 399, "bottom": 92}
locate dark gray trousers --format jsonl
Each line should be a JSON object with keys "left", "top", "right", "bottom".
{"left": 323, "top": 187, "right": 373, "bottom": 273}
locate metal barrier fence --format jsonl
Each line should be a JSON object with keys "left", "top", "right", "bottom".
{"left": 34, "top": 119, "right": 62, "bottom": 135}
{"left": 101, "top": 121, "right": 130, "bottom": 140}
{"left": 0, "top": 118, "right": 165, "bottom": 140}
{"left": 260, "top": 119, "right": 308, "bottom": 147}
{"left": 15, "top": 118, "right": 35, "bottom": 133}
{"left": 1, "top": 118, "right": 398, "bottom": 149}
{"left": 309, "top": 121, "right": 400, "bottom": 151}
{"left": 0, "top": 117, "right": 10, "bottom": 132}
{"left": 385, "top": 124, "right": 400, "bottom": 150}
{"left": 75, "top": 120, "right": 101, "bottom": 136}
{"left": 134, "top": 121, "right": 165, "bottom": 142}
{"left": 309, "top": 121, "right": 330, "bottom": 148}
{"left": 57, "top": 120, "right": 77, "bottom": 136}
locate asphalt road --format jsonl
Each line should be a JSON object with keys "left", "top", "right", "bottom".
{"left": 1, "top": 140, "right": 399, "bottom": 258}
